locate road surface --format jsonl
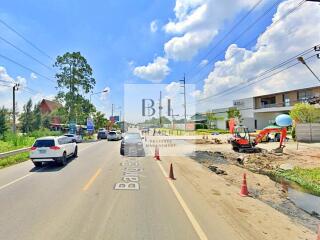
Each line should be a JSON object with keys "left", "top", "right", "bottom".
{"left": 0, "top": 139, "right": 316, "bottom": 240}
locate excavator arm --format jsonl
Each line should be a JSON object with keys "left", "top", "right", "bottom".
{"left": 253, "top": 127, "right": 287, "bottom": 150}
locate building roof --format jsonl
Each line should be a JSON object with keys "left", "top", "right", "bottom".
{"left": 253, "top": 85, "right": 319, "bottom": 98}
{"left": 40, "top": 99, "right": 62, "bottom": 112}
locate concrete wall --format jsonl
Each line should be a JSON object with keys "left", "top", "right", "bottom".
{"left": 296, "top": 123, "right": 320, "bottom": 142}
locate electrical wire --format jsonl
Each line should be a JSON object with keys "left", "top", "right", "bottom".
{"left": 0, "top": 18, "right": 53, "bottom": 60}
{"left": 0, "top": 53, "right": 55, "bottom": 84}
{"left": 0, "top": 35, "right": 53, "bottom": 71}
{"left": 189, "top": 0, "right": 306, "bottom": 84}
{"left": 197, "top": 53, "right": 317, "bottom": 103}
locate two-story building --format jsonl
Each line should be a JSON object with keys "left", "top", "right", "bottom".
{"left": 234, "top": 86, "right": 320, "bottom": 130}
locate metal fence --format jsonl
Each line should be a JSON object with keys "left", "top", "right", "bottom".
{"left": 0, "top": 147, "right": 30, "bottom": 159}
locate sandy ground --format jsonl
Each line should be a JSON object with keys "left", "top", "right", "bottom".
{"left": 144, "top": 133, "right": 320, "bottom": 236}
{"left": 161, "top": 154, "right": 317, "bottom": 239}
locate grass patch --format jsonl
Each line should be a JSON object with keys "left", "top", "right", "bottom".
{"left": 276, "top": 167, "right": 320, "bottom": 196}
{"left": 0, "top": 152, "right": 30, "bottom": 169}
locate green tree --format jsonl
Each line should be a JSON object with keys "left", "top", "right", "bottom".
{"left": 19, "top": 99, "right": 33, "bottom": 133}
{"left": 227, "top": 107, "right": 243, "bottom": 124}
{"left": 32, "top": 103, "right": 42, "bottom": 131}
{"left": 54, "top": 52, "right": 96, "bottom": 122}
{"left": 0, "top": 107, "right": 8, "bottom": 137}
{"left": 206, "top": 111, "right": 216, "bottom": 129}
{"left": 93, "top": 111, "right": 107, "bottom": 129}
{"left": 42, "top": 114, "right": 51, "bottom": 129}
{"left": 290, "top": 103, "right": 320, "bottom": 123}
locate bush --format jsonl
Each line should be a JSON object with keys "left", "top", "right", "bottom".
{"left": 27, "top": 129, "right": 62, "bottom": 138}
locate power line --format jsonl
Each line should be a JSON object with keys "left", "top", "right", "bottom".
{"left": 190, "top": 0, "right": 306, "bottom": 84}
{"left": 0, "top": 53, "right": 56, "bottom": 84}
{"left": 187, "top": 0, "right": 264, "bottom": 77}
{"left": 0, "top": 35, "right": 53, "bottom": 71}
{"left": 197, "top": 53, "right": 317, "bottom": 103}
{"left": 200, "top": 46, "right": 315, "bottom": 100}
{"left": 0, "top": 18, "right": 53, "bottom": 60}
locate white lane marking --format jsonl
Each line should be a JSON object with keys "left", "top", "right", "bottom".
{"left": 156, "top": 161, "right": 208, "bottom": 240}
{"left": 0, "top": 142, "right": 99, "bottom": 191}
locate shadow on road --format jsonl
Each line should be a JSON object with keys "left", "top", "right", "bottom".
{"left": 29, "top": 157, "right": 77, "bottom": 172}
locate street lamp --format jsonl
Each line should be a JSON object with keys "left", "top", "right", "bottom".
{"left": 297, "top": 56, "right": 320, "bottom": 82}
{"left": 89, "top": 89, "right": 109, "bottom": 103}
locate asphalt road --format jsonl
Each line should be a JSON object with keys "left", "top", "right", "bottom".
{"left": 0, "top": 138, "right": 310, "bottom": 240}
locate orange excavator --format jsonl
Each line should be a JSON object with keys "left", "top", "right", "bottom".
{"left": 230, "top": 125, "right": 287, "bottom": 153}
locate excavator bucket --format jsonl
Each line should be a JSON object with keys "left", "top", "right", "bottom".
{"left": 272, "top": 146, "right": 285, "bottom": 154}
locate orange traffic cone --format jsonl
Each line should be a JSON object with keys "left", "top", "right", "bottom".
{"left": 154, "top": 145, "right": 160, "bottom": 160}
{"left": 168, "top": 163, "right": 176, "bottom": 180}
{"left": 240, "top": 173, "right": 249, "bottom": 197}
{"left": 317, "top": 225, "right": 320, "bottom": 240}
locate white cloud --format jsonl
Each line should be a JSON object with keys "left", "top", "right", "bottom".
{"left": 30, "top": 72, "right": 37, "bottom": 80}
{"left": 163, "top": 0, "right": 260, "bottom": 61}
{"left": 150, "top": 20, "right": 158, "bottom": 33}
{"left": 196, "top": 0, "right": 320, "bottom": 109}
{"left": 133, "top": 57, "right": 170, "bottom": 82}
{"left": 199, "top": 59, "right": 208, "bottom": 67}
{"left": 0, "top": 66, "right": 14, "bottom": 90}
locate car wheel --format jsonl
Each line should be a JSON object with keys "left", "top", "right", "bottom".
{"left": 73, "top": 146, "right": 78, "bottom": 158}
{"left": 120, "top": 149, "right": 124, "bottom": 155}
{"left": 33, "top": 162, "right": 42, "bottom": 167}
{"left": 59, "top": 152, "right": 67, "bottom": 166}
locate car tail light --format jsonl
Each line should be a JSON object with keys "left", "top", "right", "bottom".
{"left": 30, "top": 146, "right": 37, "bottom": 151}
{"left": 50, "top": 146, "right": 61, "bottom": 150}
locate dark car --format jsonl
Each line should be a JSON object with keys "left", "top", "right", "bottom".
{"left": 120, "top": 132, "right": 145, "bottom": 156}
{"left": 97, "top": 128, "right": 108, "bottom": 139}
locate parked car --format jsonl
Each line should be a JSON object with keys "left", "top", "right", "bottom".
{"left": 120, "top": 132, "right": 145, "bottom": 156}
{"left": 107, "top": 130, "right": 122, "bottom": 141}
{"left": 97, "top": 128, "right": 108, "bottom": 139}
{"left": 30, "top": 136, "right": 78, "bottom": 167}
{"left": 64, "top": 133, "right": 83, "bottom": 143}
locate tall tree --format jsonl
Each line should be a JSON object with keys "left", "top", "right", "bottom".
{"left": 32, "top": 103, "right": 42, "bottom": 131}
{"left": 54, "top": 52, "right": 96, "bottom": 122}
{"left": 0, "top": 107, "right": 8, "bottom": 137}
{"left": 19, "top": 99, "right": 33, "bottom": 133}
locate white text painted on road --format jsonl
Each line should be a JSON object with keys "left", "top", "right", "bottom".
{"left": 114, "top": 159, "right": 142, "bottom": 190}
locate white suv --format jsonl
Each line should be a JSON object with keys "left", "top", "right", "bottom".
{"left": 30, "top": 136, "right": 78, "bottom": 167}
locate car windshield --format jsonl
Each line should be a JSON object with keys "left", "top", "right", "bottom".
{"left": 33, "top": 139, "right": 55, "bottom": 147}
{"left": 125, "top": 133, "right": 140, "bottom": 139}
{"left": 64, "top": 134, "right": 74, "bottom": 137}
{"left": 109, "top": 132, "right": 116, "bottom": 135}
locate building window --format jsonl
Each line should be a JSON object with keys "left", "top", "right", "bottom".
{"left": 260, "top": 96, "right": 276, "bottom": 108}
{"left": 298, "top": 90, "right": 313, "bottom": 101}
{"left": 283, "top": 93, "right": 290, "bottom": 106}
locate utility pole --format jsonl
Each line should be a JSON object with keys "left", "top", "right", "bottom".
{"left": 180, "top": 74, "right": 187, "bottom": 132}
{"left": 12, "top": 83, "right": 19, "bottom": 134}
{"left": 111, "top": 104, "right": 114, "bottom": 117}
{"left": 159, "top": 91, "right": 162, "bottom": 127}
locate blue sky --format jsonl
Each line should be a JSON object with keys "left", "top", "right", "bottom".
{"left": 0, "top": 0, "right": 319, "bottom": 117}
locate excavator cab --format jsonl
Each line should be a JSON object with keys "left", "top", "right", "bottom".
{"left": 230, "top": 126, "right": 256, "bottom": 152}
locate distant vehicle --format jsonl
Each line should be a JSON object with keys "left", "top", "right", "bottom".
{"left": 107, "top": 130, "right": 122, "bottom": 141}
{"left": 141, "top": 127, "right": 149, "bottom": 134}
{"left": 120, "top": 132, "right": 145, "bottom": 156}
{"left": 29, "top": 136, "right": 78, "bottom": 167}
{"left": 64, "top": 133, "right": 83, "bottom": 143}
{"left": 97, "top": 128, "right": 108, "bottom": 139}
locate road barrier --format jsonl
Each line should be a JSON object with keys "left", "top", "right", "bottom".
{"left": 0, "top": 147, "right": 30, "bottom": 159}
